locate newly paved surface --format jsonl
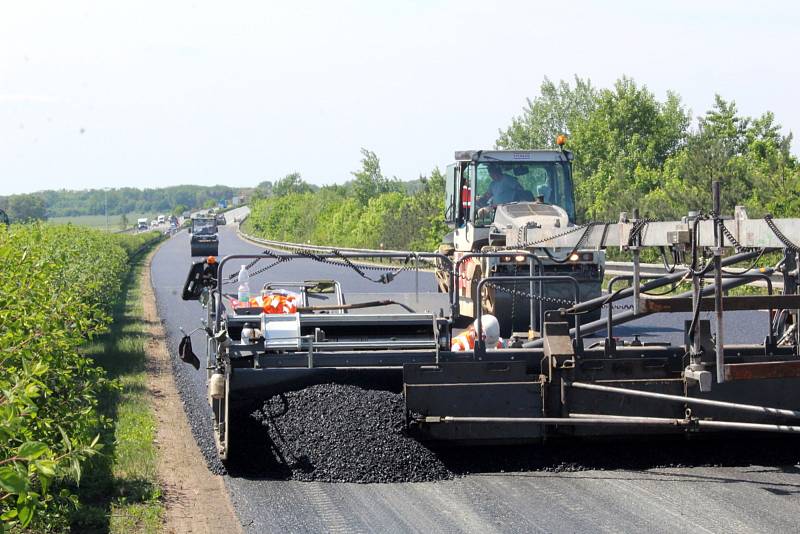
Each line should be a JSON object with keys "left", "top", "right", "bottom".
{"left": 151, "top": 220, "right": 800, "bottom": 533}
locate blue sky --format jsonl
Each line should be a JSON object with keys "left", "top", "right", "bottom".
{"left": 1, "top": 0, "right": 798, "bottom": 194}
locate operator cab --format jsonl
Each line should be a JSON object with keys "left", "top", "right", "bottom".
{"left": 444, "top": 150, "right": 577, "bottom": 252}
{"left": 445, "top": 150, "right": 576, "bottom": 228}
{"left": 474, "top": 159, "right": 575, "bottom": 221}
{"left": 192, "top": 217, "right": 217, "bottom": 236}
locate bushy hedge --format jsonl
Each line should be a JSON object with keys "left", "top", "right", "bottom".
{"left": 245, "top": 170, "right": 448, "bottom": 252}
{"left": 0, "top": 225, "right": 161, "bottom": 531}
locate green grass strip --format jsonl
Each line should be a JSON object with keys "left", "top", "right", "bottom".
{"left": 70, "top": 250, "right": 163, "bottom": 533}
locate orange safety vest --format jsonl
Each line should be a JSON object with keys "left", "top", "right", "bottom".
{"left": 234, "top": 291, "right": 300, "bottom": 314}
{"left": 451, "top": 330, "right": 506, "bottom": 351}
{"left": 260, "top": 293, "right": 298, "bottom": 314}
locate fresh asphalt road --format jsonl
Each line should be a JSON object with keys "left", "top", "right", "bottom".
{"left": 151, "top": 221, "right": 800, "bottom": 533}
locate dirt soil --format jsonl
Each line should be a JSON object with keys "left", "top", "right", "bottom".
{"left": 141, "top": 252, "right": 241, "bottom": 534}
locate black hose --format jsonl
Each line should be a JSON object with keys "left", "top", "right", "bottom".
{"left": 524, "top": 250, "right": 764, "bottom": 348}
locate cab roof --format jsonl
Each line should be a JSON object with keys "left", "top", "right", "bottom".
{"left": 454, "top": 149, "right": 573, "bottom": 162}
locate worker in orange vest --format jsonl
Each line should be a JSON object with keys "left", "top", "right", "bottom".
{"left": 451, "top": 314, "right": 507, "bottom": 351}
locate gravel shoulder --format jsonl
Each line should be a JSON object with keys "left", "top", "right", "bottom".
{"left": 142, "top": 248, "right": 241, "bottom": 534}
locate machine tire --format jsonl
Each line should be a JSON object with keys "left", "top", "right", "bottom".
{"left": 480, "top": 285, "right": 515, "bottom": 338}
{"left": 191, "top": 241, "right": 219, "bottom": 257}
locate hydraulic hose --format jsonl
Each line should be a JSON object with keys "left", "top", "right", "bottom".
{"left": 565, "top": 250, "right": 760, "bottom": 316}
{"left": 523, "top": 250, "right": 764, "bottom": 348}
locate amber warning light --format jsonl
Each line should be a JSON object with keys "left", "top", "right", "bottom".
{"left": 556, "top": 135, "right": 567, "bottom": 146}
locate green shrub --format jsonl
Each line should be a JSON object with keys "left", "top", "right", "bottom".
{"left": 244, "top": 168, "right": 447, "bottom": 252}
{"left": 0, "top": 224, "right": 161, "bottom": 531}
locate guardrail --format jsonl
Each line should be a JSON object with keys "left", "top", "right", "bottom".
{"left": 604, "top": 261, "right": 784, "bottom": 289}
{"left": 237, "top": 223, "right": 784, "bottom": 289}
{"left": 238, "top": 230, "right": 428, "bottom": 257}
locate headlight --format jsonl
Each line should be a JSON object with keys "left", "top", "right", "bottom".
{"left": 569, "top": 253, "right": 580, "bottom": 262}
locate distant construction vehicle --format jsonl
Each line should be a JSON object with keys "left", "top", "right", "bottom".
{"left": 435, "top": 140, "right": 603, "bottom": 337}
{"left": 189, "top": 215, "right": 219, "bottom": 256}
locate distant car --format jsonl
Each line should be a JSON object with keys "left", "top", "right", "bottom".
{"left": 215, "top": 214, "right": 226, "bottom": 226}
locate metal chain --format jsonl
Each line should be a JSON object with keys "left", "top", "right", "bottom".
{"left": 719, "top": 220, "right": 743, "bottom": 251}
{"left": 503, "top": 221, "right": 596, "bottom": 250}
{"left": 228, "top": 256, "right": 263, "bottom": 279}
{"left": 295, "top": 249, "right": 414, "bottom": 284}
{"left": 487, "top": 280, "right": 577, "bottom": 306}
{"left": 627, "top": 217, "right": 657, "bottom": 247}
{"left": 509, "top": 263, "right": 518, "bottom": 323}
{"left": 488, "top": 280, "right": 634, "bottom": 310}
{"left": 223, "top": 249, "right": 291, "bottom": 285}
{"left": 224, "top": 259, "right": 288, "bottom": 285}
{"left": 453, "top": 263, "right": 634, "bottom": 310}
{"left": 764, "top": 214, "right": 800, "bottom": 253}
{"left": 224, "top": 246, "right": 412, "bottom": 286}
{"left": 717, "top": 219, "right": 758, "bottom": 253}
{"left": 453, "top": 269, "right": 577, "bottom": 307}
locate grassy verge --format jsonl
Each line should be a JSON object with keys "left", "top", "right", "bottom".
{"left": 70, "top": 250, "right": 163, "bottom": 533}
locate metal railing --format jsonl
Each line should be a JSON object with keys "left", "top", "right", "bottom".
{"left": 236, "top": 223, "right": 785, "bottom": 289}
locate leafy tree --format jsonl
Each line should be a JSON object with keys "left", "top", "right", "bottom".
{"left": 251, "top": 180, "right": 274, "bottom": 201}
{"left": 569, "top": 77, "right": 690, "bottom": 220}
{"left": 172, "top": 203, "right": 188, "bottom": 217}
{"left": 119, "top": 213, "right": 129, "bottom": 230}
{"left": 406, "top": 168, "right": 449, "bottom": 250}
{"left": 350, "top": 148, "right": 402, "bottom": 204}
{"left": 203, "top": 199, "right": 217, "bottom": 209}
{"left": 497, "top": 76, "right": 598, "bottom": 149}
{"left": 659, "top": 96, "right": 797, "bottom": 217}
{"left": 272, "top": 173, "right": 313, "bottom": 197}
{"left": 7, "top": 193, "right": 47, "bottom": 221}
{"left": 245, "top": 163, "right": 450, "bottom": 251}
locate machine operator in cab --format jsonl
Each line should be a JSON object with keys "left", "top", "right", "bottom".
{"left": 477, "top": 164, "right": 526, "bottom": 206}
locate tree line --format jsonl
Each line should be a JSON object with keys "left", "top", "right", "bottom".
{"left": 497, "top": 76, "right": 799, "bottom": 221}
{"left": 246, "top": 76, "right": 799, "bottom": 251}
{"left": 0, "top": 184, "right": 245, "bottom": 222}
{"left": 245, "top": 149, "right": 449, "bottom": 251}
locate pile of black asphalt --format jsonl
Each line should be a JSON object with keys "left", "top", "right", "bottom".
{"left": 248, "top": 383, "right": 454, "bottom": 483}
{"left": 235, "top": 382, "right": 800, "bottom": 483}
